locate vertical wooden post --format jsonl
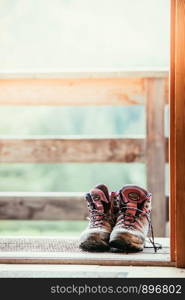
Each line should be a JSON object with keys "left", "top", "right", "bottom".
{"left": 146, "top": 78, "right": 166, "bottom": 237}
{"left": 174, "top": 0, "right": 185, "bottom": 268}
{"left": 170, "top": 0, "right": 176, "bottom": 262}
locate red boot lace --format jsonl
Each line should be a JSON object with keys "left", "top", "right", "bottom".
{"left": 87, "top": 192, "right": 111, "bottom": 228}
{"left": 116, "top": 196, "right": 162, "bottom": 253}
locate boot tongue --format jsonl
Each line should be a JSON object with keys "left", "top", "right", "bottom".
{"left": 120, "top": 187, "right": 148, "bottom": 222}
{"left": 90, "top": 188, "right": 109, "bottom": 213}
{"left": 121, "top": 187, "right": 148, "bottom": 205}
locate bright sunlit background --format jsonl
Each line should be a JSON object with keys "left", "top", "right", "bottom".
{"left": 0, "top": 0, "right": 170, "bottom": 70}
{"left": 0, "top": 0, "right": 170, "bottom": 235}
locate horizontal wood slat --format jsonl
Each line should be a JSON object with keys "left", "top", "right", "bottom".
{"left": 0, "top": 192, "right": 87, "bottom": 220}
{"left": 0, "top": 137, "right": 169, "bottom": 163}
{"left": 0, "top": 78, "right": 145, "bottom": 106}
{"left": 0, "top": 77, "right": 168, "bottom": 106}
{"left": 0, "top": 193, "right": 169, "bottom": 221}
{"left": 0, "top": 137, "right": 146, "bottom": 163}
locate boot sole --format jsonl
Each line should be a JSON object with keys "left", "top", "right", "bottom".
{"left": 79, "top": 238, "right": 110, "bottom": 252}
{"left": 79, "top": 232, "right": 110, "bottom": 252}
{"left": 110, "top": 232, "right": 144, "bottom": 252}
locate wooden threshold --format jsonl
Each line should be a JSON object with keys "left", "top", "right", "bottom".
{"left": 0, "top": 237, "right": 174, "bottom": 267}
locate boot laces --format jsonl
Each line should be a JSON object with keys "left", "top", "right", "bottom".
{"left": 118, "top": 205, "right": 162, "bottom": 253}
{"left": 89, "top": 210, "right": 106, "bottom": 227}
{"left": 87, "top": 205, "right": 112, "bottom": 227}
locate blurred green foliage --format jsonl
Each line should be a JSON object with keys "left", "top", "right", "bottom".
{"left": 0, "top": 106, "right": 146, "bottom": 192}
{"left": 0, "top": 220, "right": 88, "bottom": 236}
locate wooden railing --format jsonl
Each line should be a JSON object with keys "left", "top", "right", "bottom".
{"left": 0, "top": 70, "right": 169, "bottom": 236}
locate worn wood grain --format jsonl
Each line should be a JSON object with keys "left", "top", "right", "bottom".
{"left": 146, "top": 78, "right": 166, "bottom": 237}
{"left": 0, "top": 192, "right": 87, "bottom": 220}
{"left": 0, "top": 76, "right": 169, "bottom": 106}
{"left": 0, "top": 78, "right": 146, "bottom": 106}
{"left": 0, "top": 137, "right": 146, "bottom": 163}
{"left": 0, "top": 258, "right": 174, "bottom": 266}
{"left": 174, "top": 0, "right": 185, "bottom": 268}
{"left": 0, "top": 137, "right": 169, "bottom": 163}
{"left": 0, "top": 237, "right": 173, "bottom": 266}
{"left": 0, "top": 193, "right": 170, "bottom": 221}
{"left": 170, "top": 0, "right": 176, "bottom": 262}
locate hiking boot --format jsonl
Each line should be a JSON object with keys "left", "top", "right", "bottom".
{"left": 109, "top": 184, "right": 152, "bottom": 252}
{"left": 79, "top": 184, "right": 114, "bottom": 251}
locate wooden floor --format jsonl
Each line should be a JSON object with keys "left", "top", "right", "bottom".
{"left": 0, "top": 236, "right": 173, "bottom": 267}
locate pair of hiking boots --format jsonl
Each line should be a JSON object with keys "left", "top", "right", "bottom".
{"left": 79, "top": 184, "right": 155, "bottom": 252}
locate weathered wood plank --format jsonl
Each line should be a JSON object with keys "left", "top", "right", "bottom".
{"left": 0, "top": 237, "right": 170, "bottom": 252}
{"left": 0, "top": 258, "right": 174, "bottom": 266}
{"left": 0, "top": 78, "right": 146, "bottom": 106}
{"left": 0, "top": 137, "right": 146, "bottom": 163}
{"left": 0, "top": 192, "right": 87, "bottom": 220}
{"left": 0, "top": 193, "right": 169, "bottom": 221}
{"left": 174, "top": 0, "right": 185, "bottom": 268}
{"left": 146, "top": 78, "right": 166, "bottom": 237}
{"left": 0, "top": 77, "right": 168, "bottom": 106}
{"left": 0, "top": 137, "right": 169, "bottom": 163}
{"left": 0, "top": 237, "right": 173, "bottom": 266}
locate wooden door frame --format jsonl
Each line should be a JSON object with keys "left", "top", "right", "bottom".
{"left": 0, "top": 0, "right": 183, "bottom": 268}
{"left": 170, "top": 0, "right": 185, "bottom": 268}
